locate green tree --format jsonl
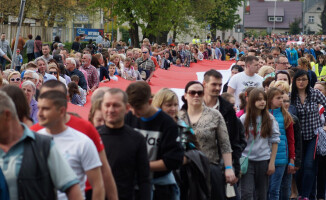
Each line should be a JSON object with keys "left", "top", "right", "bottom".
{"left": 289, "top": 18, "right": 301, "bottom": 35}
{"left": 203, "top": 0, "right": 244, "bottom": 40}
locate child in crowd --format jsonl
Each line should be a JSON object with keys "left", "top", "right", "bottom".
{"left": 267, "top": 87, "right": 295, "bottom": 200}
{"left": 122, "top": 58, "right": 137, "bottom": 81}
{"left": 14, "top": 49, "right": 23, "bottom": 72}
{"left": 108, "top": 63, "right": 118, "bottom": 81}
{"left": 237, "top": 87, "right": 255, "bottom": 117}
{"left": 68, "top": 82, "right": 84, "bottom": 106}
{"left": 240, "top": 88, "right": 280, "bottom": 200}
{"left": 70, "top": 75, "right": 86, "bottom": 105}
{"left": 132, "top": 63, "right": 142, "bottom": 81}
{"left": 175, "top": 58, "right": 182, "bottom": 67}
{"left": 160, "top": 52, "right": 171, "bottom": 70}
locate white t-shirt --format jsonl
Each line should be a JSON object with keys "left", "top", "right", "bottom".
{"left": 38, "top": 127, "right": 102, "bottom": 200}
{"left": 110, "top": 75, "right": 118, "bottom": 81}
{"left": 228, "top": 71, "right": 263, "bottom": 108}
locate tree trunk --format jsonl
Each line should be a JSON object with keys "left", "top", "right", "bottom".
{"left": 128, "top": 21, "right": 140, "bottom": 48}
{"left": 322, "top": 0, "right": 326, "bottom": 34}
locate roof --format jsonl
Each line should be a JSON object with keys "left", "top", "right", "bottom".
{"left": 244, "top": 0, "right": 302, "bottom": 29}
{"left": 267, "top": 8, "right": 284, "bottom": 17}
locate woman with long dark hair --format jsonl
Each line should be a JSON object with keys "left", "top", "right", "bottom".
{"left": 179, "top": 81, "right": 235, "bottom": 200}
{"left": 34, "top": 35, "right": 42, "bottom": 58}
{"left": 291, "top": 69, "right": 326, "bottom": 199}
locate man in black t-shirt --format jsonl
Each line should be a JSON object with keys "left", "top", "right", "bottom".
{"left": 125, "top": 82, "right": 184, "bottom": 200}
{"left": 97, "top": 88, "right": 150, "bottom": 200}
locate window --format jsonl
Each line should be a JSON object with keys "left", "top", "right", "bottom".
{"left": 268, "top": 16, "right": 283, "bottom": 22}
{"left": 317, "top": 7, "right": 322, "bottom": 11}
{"left": 309, "top": 16, "right": 314, "bottom": 23}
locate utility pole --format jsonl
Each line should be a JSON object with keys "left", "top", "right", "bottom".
{"left": 11, "top": 0, "right": 26, "bottom": 69}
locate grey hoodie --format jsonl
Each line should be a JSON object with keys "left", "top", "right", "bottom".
{"left": 0, "top": 40, "right": 12, "bottom": 57}
{"left": 240, "top": 114, "right": 280, "bottom": 161}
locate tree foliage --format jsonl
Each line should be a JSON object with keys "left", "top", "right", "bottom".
{"left": 289, "top": 18, "right": 301, "bottom": 35}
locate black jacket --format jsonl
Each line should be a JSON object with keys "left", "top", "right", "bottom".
{"left": 218, "top": 96, "right": 246, "bottom": 178}
{"left": 177, "top": 150, "right": 211, "bottom": 200}
{"left": 291, "top": 114, "right": 302, "bottom": 168}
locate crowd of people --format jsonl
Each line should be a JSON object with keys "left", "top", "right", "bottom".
{"left": 1, "top": 32, "right": 326, "bottom": 200}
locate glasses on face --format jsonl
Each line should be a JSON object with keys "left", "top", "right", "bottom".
{"left": 296, "top": 78, "right": 308, "bottom": 82}
{"left": 10, "top": 78, "right": 21, "bottom": 82}
{"left": 142, "top": 51, "right": 148, "bottom": 54}
{"left": 49, "top": 71, "right": 58, "bottom": 75}
{"left": 278, "top": 62, "right": 289, "bottom": 65}
{"left": 283, "top": 100, "right": 290, "bottom": 103}
{"left": 187, "top": 90, "right": 204, "bottom": 97}
{"left": 23, "top": 77, "right": 35, "bottom": 81}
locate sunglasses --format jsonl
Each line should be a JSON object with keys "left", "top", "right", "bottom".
{"left": 49, "top": 71, "right": 58, "bottom": 75}
{"left": 187, "top": 90, "right": 204, "bottom": 97}
{"left": 142, "top": 51, "right": 148, "bottom": 54}
{"left": 10, "top": 78, "right": 21, "bottom": 82}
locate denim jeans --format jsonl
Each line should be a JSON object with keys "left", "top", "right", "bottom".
{"left": 0, "top": 57, "right": 6, "bottom": 71}
{"left": 296, "top": 137, "right": 317, "bottom": 199}
{"left": 279, "top": 168, "right": 292, "bottom": 200}
{"left": 268, "top": 165, "right": 287, "bottom": 200}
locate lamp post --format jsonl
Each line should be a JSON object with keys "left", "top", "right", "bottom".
{"left": 273, "top": 0, "right": 277, "bottom": 34}
{"left": 11, "top": 0, "right": 26, "bottom": 69}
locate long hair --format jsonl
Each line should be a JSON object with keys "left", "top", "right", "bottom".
{"left": 181, "top": 81, "right": 204, "bottom": 111}
{"left": 291, "top": 70, "right": 311, "bottom": 105}
{"left": 267, "top": 87, "right": 293, "bottom": 129}
{"left": 244, "top": 88, "right": 272, "bottom": 138}
{"left": 68, "top": 82, "right": 80, "bottom": 99}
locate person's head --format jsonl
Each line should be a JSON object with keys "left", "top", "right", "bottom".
{"left": 35, "top": 35, "right": 41, "bottom": 40}
{"left": 266, "top": 55, "right": 275, "bottom": 67}
{"left": 42, "top": 44, "right": 50, "bottom": 56}
{"left": 239, "top": 87, "right": 255, "bottom": 110}
{"left": 81, "top": 54, "right": 92, "bottom": 67}
{"left": 65, "top": 57, "right": 76, "bottom": 71}
{"left": 273, "top": 80, "right": 290, "bottom": 93}
{"left": 258, "top": 57, "right": 266, "bottom": 68}
{"left": 91, "top": 55, "right": 101, "bottom": 68}
{"left": 275, "top": 55, "right": 290, "bottom": 71}
{"left": 141, "top": 47, "right": 150, "bottom": 59}
{"left": 40, "top": 79, "right": 67, "bottom": 96}
{"left": 0, "top": 91, "right": 19, "bottom": 132}
{"left": 37, "top": 91, "right": 67, "bottom": 129}
{"left": 152, "top": 88, "right": 179, "bottom": 119}
{"left": 236, "top": 59, "right": 246, "bottom": 68}
{"left": 25, "top": 62, "right": 38, "bottom": 71}
{"left": 283, "top": 93, "right": 291, "bottom": 110}
{"left": 258, "top": 65, "right": 274, "bottom": 78}
{"left": 271, "top": 47, "right": 280, "bottom": 58}
{"left": 298, "top": 57, "right": 310, "bottom": 71}
{"left": 108, "top": 63, "right": 116, "bottom": 76}
{"left": 101, "top": 88, "right": 129, "bottom": 128}
{"left": 267, "top": 87, "right": 284, "bottom": 109}
{"left": 203, "top": 69, "right": 223, "bottom": 97}
{"left": 74, "top": 36, "right": 81, "bottom": 42}
{"left": 262, "top": 77, "right": 275, "bottom": 92}
{"left": 176, "top": 58, "right": 181, "bottom": 65}
{"left": 21, "top": 80, "right": 36, "bottom": 103}
{"left": 221, "top": 93, "right": 236, "bottom": 112}
{"left": 275, "top": 70, "right": 291, "bottom": 86}
{"left": 35, "top": 57, "right": 48, "bottom": 75}
{"left": 89, "top": 98, "right": 105, "bottom": 127}
{"left": 291, "top": 70, "right": 310, "bottom": 104}
{"left": 82, "top": 48, "right": 91, "bottom": 55}
{"left": 314, "top": 81, "right": 326, "bottom": 96}
{"left": 0, "top": 33, "right": 5, "bottom": 41}
{"left": 245, "top": 56, "right": 260, "bottom": 74}
{"left": 305, "top": 53, "right": 316, "bottom": 63}
{"left": 244, "top": 88, "right": 272, "bottom": 138}
{"left": 230, "top": 65, "right": 244, "bottom": 77}
{"left": 126, "top": 49, "right": 133, "bottom": 59}
{"left": 181, "top": 81, "right": 204, "bottom": 111}
{"left": 70, "top": 75, "right": 79, "bottom": 84}
{"left": 91, "top": 87, "right": 110, "bottom": 104}
{"left": 1, "top": 85, "right": 30, "bottom": 123}
{"left": 48, "top": 64, "right": 60, "bottom": 80}
{"left": 126, "top": 82, "right": 152, "bottom": 117}
{"left": 67, "top": 82, "right": 80, "bottom": 99}
{"left": 8, "top": 71, "right": 21, "bottom": 87}
{"left": 124, "top": 57, "right": 132, "bottom": 68}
